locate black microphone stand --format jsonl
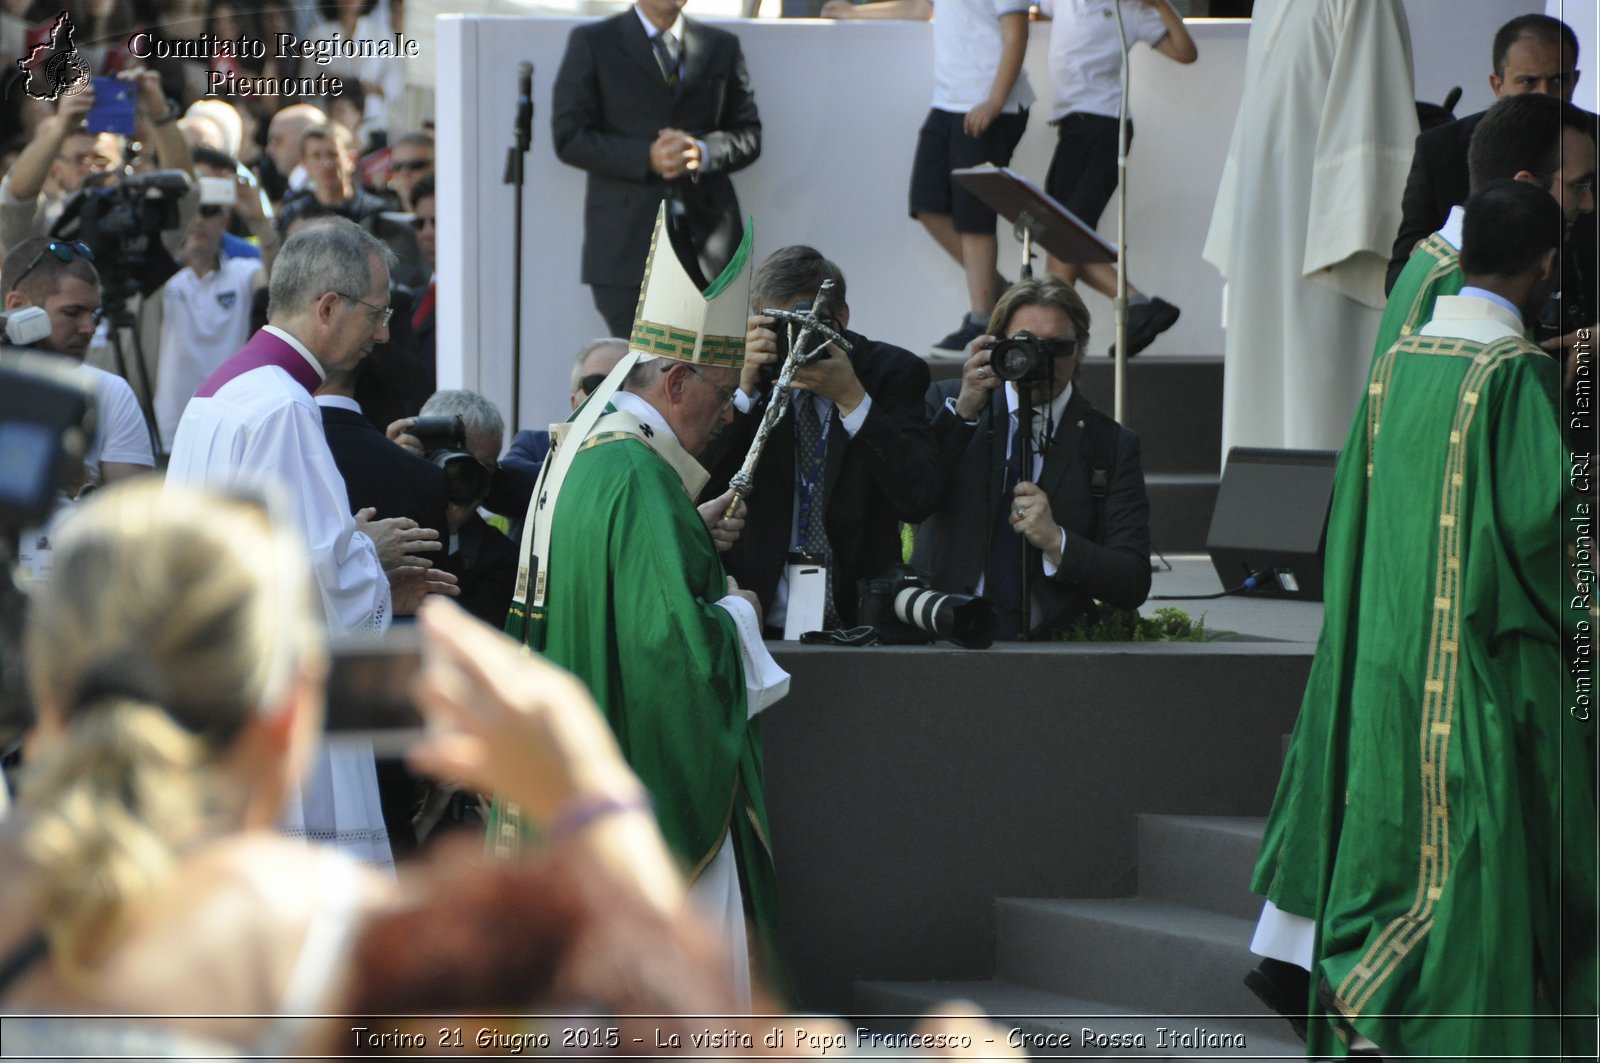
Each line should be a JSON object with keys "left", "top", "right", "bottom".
{"left": 504, "top": 62, "right": 534, "bottom": 434}
{"left": 1016, "top": 394, "right": 1035, "bottom": 641}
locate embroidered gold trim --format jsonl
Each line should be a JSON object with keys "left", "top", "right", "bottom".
{"left": 1335, "top": 336, "right": 1531, "bottom": 1019}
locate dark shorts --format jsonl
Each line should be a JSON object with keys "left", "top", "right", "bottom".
{"left": 908, "top": 107, "right": 1029, "bottom": 234}
{"left": 1044, "top": 112, "right": 1130, "bottom": 230}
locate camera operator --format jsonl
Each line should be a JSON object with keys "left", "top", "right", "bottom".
{"left": 912, "top": 276, "right": 1150, "bottom": 640}
{"left": 1, "top": 68, "right": 190, "bottom": 254}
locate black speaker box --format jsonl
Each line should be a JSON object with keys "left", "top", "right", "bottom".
{"left": 1206, "top": 447, "right": 1339, "bottom": 601}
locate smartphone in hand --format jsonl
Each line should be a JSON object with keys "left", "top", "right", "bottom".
{"left": 85, "top": 76, "right": 136, "bottom": 136}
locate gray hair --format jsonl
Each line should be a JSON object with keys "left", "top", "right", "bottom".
{"left": 569, "top": 337, "right": 628, "bottom": 392}
{"left": 392, "top": 131, "right": 434, "bottom": 151}
{"left": 267, "top": 217, "right": 395, "bottom": 319}
{"left": 421, "top": 389, "right": 505, "bottom": 445}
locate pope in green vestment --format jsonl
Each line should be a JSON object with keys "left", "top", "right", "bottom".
{"left": 506, "top": 418, "right": 780, "bottom": 955}
{"left": 1252, "top": 290, "right": 1597, "bottom": 1058}
{"left": 498, "top": 208, "right": 785, "bottom": 993}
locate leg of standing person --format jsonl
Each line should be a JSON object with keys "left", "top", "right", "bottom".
{"left": 1042, "top": 113, "right": 1178, "bottom": 356}
{"left": 590, "top": 283, "right": 640, "bottom": 340}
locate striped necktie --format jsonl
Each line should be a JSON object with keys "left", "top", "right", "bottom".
{"left": 652, "top": 32, "right": 679, "bottom": 88}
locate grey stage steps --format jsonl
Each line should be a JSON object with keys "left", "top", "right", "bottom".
{"left": 855, "top": 815, "right": 1305, "bottom": 1059}
{"left": 1080, "top": 357, "right": 1222, "bottom": 555}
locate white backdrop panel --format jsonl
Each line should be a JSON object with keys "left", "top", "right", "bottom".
{"left": 438, "top": 5, "right": 1541, "bottom": 437}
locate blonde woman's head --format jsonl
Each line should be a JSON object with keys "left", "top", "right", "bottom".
{"left": 21, "top": 480, "right": 322, "bottom": 980}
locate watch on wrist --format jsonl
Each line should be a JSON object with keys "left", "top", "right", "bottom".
{"left": 152, "top": 100, "right": 181, "bottom": 126}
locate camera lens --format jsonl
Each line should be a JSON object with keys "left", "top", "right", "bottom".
{"left": 995, "top": 345, "right": 1033, "bottom": 380}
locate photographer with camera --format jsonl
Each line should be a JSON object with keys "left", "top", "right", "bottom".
{"left": 413, "top": 390, "right": 518, "bottom": 628}
{"left": 701, "top": 246, "right": 939, "bottom": 634}
{"left": 912, "top": 276, "right": 1150, "bottom": 640}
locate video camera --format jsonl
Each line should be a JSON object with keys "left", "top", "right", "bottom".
{"left": 857, "top": 564, "right": 996, "bottom": 649}
{"left": 53, "top": 170, "right": 189, "bottom": 301}
{"left": 410, "top": 415, "right": 492, "bottom": 507}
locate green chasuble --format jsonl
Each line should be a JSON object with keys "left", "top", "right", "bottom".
{"left": 1372, "top": 232, "right": 1464, "bottom": 363}
{"left": 1252, "top": 326, "right": 1597, "bottom": 1058}
{"left": 503, "top": 422, "right": 781, "bottom": 961}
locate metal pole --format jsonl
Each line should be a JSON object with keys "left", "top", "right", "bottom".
{"left": 1111, "top": 0, "right": 1131, "bottom": 424}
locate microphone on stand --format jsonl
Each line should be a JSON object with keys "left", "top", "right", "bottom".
{"left": 515, "top": 61, "right": 533, "bottom": 154}
{"left": 505, "top": 62, "right": 535, "bottom": 433}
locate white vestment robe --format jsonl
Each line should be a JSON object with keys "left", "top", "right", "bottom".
{"left": 1202, "top": 0, "right": 1418, "bottom": 455}
{"left": 167, "top": 325, "right": 394, "bottom": 869}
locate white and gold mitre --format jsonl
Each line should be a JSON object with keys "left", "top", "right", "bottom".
{"left": 629, "top": 205, "right": 753, "bottom": 371}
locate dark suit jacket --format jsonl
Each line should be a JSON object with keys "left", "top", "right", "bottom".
{"left": 1387, "top": 111, "right": 1482, "bottom": 295}
{"left": 700, "top": 330, "right": 939, "bottom": 627}
{"left": 551, "top": 10, "right": 761, "bottom": 290}
{"left": 910, "top": 382, "right": 1151, "bottom": 638}
{"left": 443, "top": 513, "right": 519, "bottom": 626}
{"left": 1388, "top": 108, "right": 1598, "bottom": 328}
{"left": 319, "top": 402, "right": 450, "bottom": 542}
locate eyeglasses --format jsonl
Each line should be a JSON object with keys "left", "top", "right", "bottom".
{"left": 578, "top": 372, "right": 607, "bottom": 396}
{"left": 681, "top": 364, "right": 737, "bottom": 411}
{"left": 390, "top": 159, "right": 432, "bottom": 173}
{"left": 7, "top": 241, "right": 94, "bottom": 295}
{"left": 410, "top": 214, "right": 436, "bottom": 232}
{"left": 337, "top": 292, "right": 393, "bottom": 327}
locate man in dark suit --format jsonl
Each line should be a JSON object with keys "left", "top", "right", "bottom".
{"left": 315, "top": 366, "right": 450, "bottom": 549}
{"left": 701, "top": 246, "right": 940, "bottom": 634}
{"left": 551, "top": 0, "right": 761, "bottom": 337}
{"left": 912, "top": 276, "right": 1150, "bottom": 641}
{"left": 1387, "top": 14, "right": 1583, "bottom": 295}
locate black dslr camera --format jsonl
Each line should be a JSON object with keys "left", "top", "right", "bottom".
{"left": 857, "top": 564, "right": 996, "bottom": 649}
{"left": 410, "top": 415, "right": 492, "bottom": 507}
{"left": 764, "top": 299, "right": 842, "bottom": 385}
{"left": 988, "top": 330, "right": 1071, "bottom": 385}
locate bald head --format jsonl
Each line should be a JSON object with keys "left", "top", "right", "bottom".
{"left": 266, "top": 103, "right": 328, "bottom": 177}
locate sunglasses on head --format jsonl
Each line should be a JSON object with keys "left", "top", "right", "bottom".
{"left": 7, "top": 240, "right": 94, "bottom": 294}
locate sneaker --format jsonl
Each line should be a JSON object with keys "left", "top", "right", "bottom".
{"left": 930, "top": 316, "right": 986, "bottom": 360}
{"left": 1111, "top": 296, "right": 1181, "bottom": 357}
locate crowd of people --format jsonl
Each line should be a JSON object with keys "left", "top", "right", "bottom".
{"left": 0, "top": 1, "right": 1594, "bottom": 1059}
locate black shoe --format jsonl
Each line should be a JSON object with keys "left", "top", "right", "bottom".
{"left": 930, "top": 316, "right": 986, "bottom": 358}
{"left": 1111, "top": 296, "right": 1181, "bottom": 357}
{"left": 1243, "top": 957, "right": 1310, "bottom": 1043}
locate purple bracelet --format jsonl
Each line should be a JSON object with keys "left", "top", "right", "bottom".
{"left": 546, "top": 791, "right": 654, "bottom": 843}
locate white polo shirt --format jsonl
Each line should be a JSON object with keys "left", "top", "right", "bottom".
{"left": 931, "top": 0, "right": 1036, "bottom": 114}
{"left": 154, "top": 256, "right": 262, "bottom": 450}
{"left": 1039, "top": 0, "right": 1168, "bottom": 121}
